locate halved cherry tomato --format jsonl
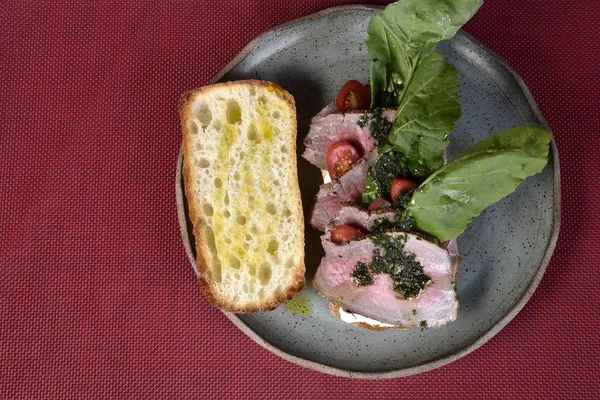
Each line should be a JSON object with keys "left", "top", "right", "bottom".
{"left": 326, "top": 141, "right": 360, "bottom": 180}
{"left": 390, "top": 178, "right": 418, "bottom": 200}
{"left": 368, "top": 197, "right": 392, "bottom": 212}
{"left": 331, "top": 225, "right": 366, "bottom": 244}
{"left": 336, "top": 80, "right": 370, "bottom": 112}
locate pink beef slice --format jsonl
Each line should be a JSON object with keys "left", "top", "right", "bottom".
{"left": 320, "top": 203, "right": 397, "bottom": 241}
{"left": 302, "top": 103, "right": 395, "bottom": 170}
{"left": 332, "top": 203, "right": 396, "bottom": 231}
{"left": 309, "top": 151, "right": 378, "bottom": 232}
{"left": 313, "top": 232, "right": 461, "bottom": 328}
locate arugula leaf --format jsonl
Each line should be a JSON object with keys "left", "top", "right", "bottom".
{"left": 389, "top": 51, "right": 461, "bottom": 179}
{"left": 406, "top": 125, "right": 552, "bottom": 242}
{"left": 367, "top": 0, "right": 483, "bottom": 107}
{"left": 363, "top": 53, "right": 460, "bottom": 203}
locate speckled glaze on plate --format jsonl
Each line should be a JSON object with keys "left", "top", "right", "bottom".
{"left": 175, "top": 5, "right": 560, "bottom": 378}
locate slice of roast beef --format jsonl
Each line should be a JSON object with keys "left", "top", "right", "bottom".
{"left": 313, "top": 232, "right": 460, "bottom": 328}
{"left": 302, "top": 103, "right": 395, "bottom": 170}
{"left": 310, "top": 151, "right": 378, "bottom": 231}
{"left": 332, "top": 203, "right": 396, "bottom": 231}
{"left": 311, "top": 102, "right": 337, "bottom": 120}
{"left": 321, "top": 203, "right": 397, "bottom": 241}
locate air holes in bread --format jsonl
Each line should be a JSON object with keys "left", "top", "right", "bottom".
{"left": 285, "top": 257, "right": 295, "bottom": 269}
{"left": 229, "top": 256, "right": 241, "bottom": 269}
{"left": 247, "top": 124, "right": 260, "bottom": 143}
{"left": 266, "top": 203, "right": 277, "bottom": 215}
{"left": 236, "top": 215, "right": 246, "bottom": 225}
{"left": 211, "top": 259, "right": 222, "bottom": 283}
{"left": 203, "top": 226, "right": 222, "bottom": 283}
{"left": 203, "top": 204, "right": 213, "bottom": 217}
{"left": 267, "top": 239, "right": 279, "bottom": 255}
{"left": 246, "top": 124, "right": 256, "bottom": 141}
{"left": 272, "top": 110, "right": 281, "bottom": 119}
{"left": 259, "top": 262, "right": 272, "bottom": 285}
{"left": 226, "top": 99, "right": 242, "bottom": 124}
{"left": 198, "top": 158, "right": 209, "bottom": 168}
{"left": 193, "top": 103, "right": 212, "bottom": 129}
{"left": 204, "top": 225, "right": 216, "bottom": 250}
{"left": 188, "top": 120, "right": 199, "bottom": 135}
{"left": 214, "top": 177, "right": 222, "bottom": 188}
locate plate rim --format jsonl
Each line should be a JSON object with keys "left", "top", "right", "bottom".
{"left": 175, "top": 4, "right": 561, "bottom": 379}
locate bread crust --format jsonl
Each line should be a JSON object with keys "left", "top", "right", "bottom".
{"left": 179, "top": 80, "right": 305, "bottom": 312}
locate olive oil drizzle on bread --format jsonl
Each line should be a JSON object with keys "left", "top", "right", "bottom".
{"left": 180, "top": 80, "right": 305, "bottom": 312}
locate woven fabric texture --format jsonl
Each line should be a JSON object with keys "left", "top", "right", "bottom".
{"left": 1, "top": 0, "right": 599, "bottom": 398}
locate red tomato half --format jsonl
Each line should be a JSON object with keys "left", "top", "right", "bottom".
{"left": 368, "top": 197, "right": 392, "bottom": 212}
{"left": 326, "top": 141, "right": 360, "bottom": 180}
{"left": 390, "top": 178, "right": 418, "bottom": 200}
{"left": 330, "top": 225, "right": 366, "bottom": 244}
{"left": 336, "top": 80, "right": 370, "bottom": 112}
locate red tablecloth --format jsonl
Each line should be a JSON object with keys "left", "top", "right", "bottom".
{"left": 2, "top": 1, "right": 599, "bottom": 398}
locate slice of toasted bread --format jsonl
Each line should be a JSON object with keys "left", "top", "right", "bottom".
{"left": 179, "top": 80, "right": 305, "bottom": 312}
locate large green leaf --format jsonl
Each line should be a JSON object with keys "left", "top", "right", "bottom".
{"left": 406, "top": 125, "right": 552, "bottom": 242}
{"left": 389, "top": 52, "right": 461, "bottom": 179}
{"left": 367, "top": 0, "right": 483, "bottom": 107}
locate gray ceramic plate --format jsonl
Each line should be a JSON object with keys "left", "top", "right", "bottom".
{"left": 175, "top": 5, "right": 560, "bottom": 378}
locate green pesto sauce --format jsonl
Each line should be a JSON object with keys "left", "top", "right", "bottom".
{"left": 283, "top": 291, "right": 312, "bottom": 317}
{"left": 395, "top": 213, "right": 415, "bottom": 232}
{"left": 371, "top": 213, "right": 414, "bottom": 234}
{"left": 370, "top": 217, "right": 395, "bottom": 234}
{"left": 378, "top": 91, "right": 398, "bottom": 108}
{"left": 369, "top": 192, "right": 416, "bottom": 234}
{"left": 371, "top": 209, "right": 415, "bottom": 235}
{"left": 357, "top": 114, "right": 369, "bottom": 129}
{"left": 350, "top": 233, "right": 431, "bottom": 299}
{"left": 357, "top": 108, "right": 392, "bottom": 146}
{"left": 369, "top": 151, "right": 410, "bottom": 194}
{"left": 351, "top": 262, "right": 374, "bottom": 286}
